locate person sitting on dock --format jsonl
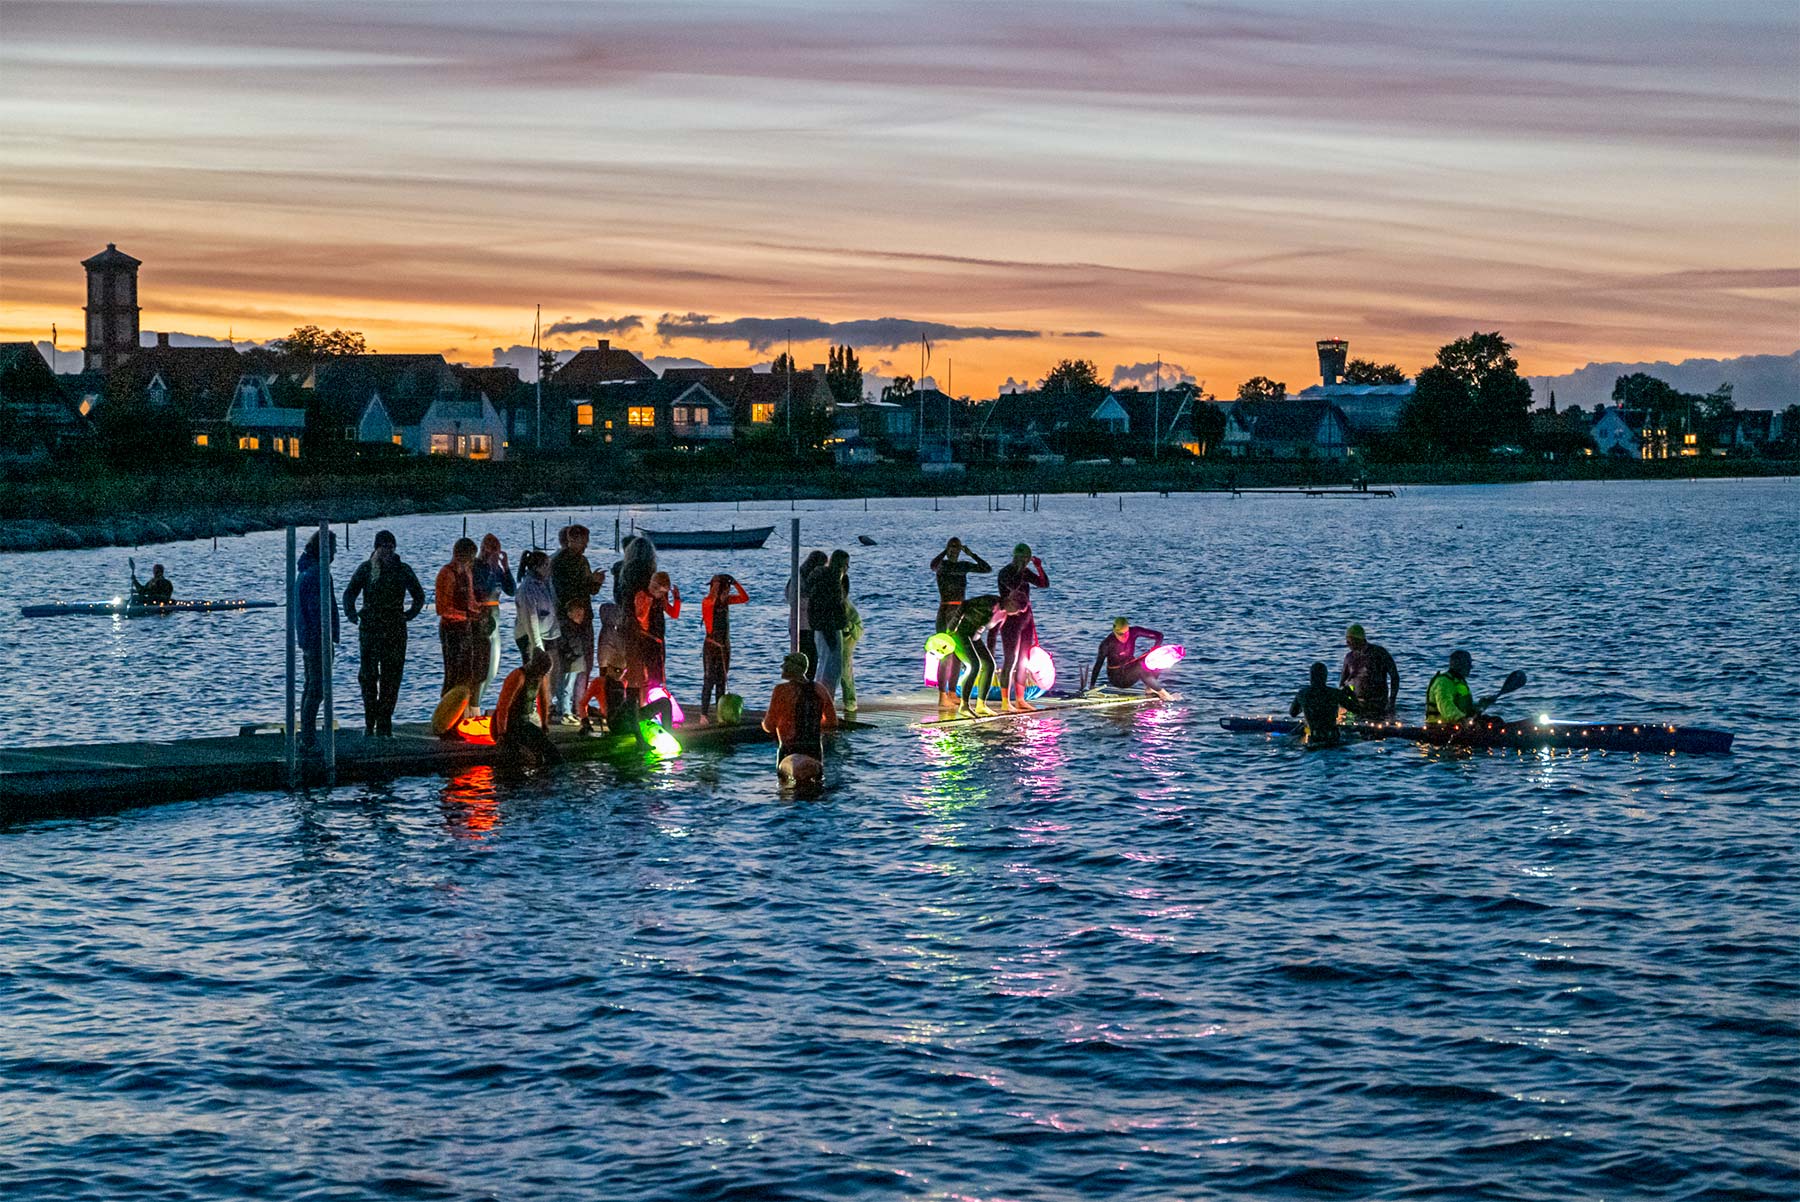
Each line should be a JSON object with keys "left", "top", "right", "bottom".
{"left": 1089, "top": 618, "right": 1174, "bottom": 701}
{"left": 1340, "top": 624, "right": 1400, "bottom": 718}
{"left": 929, "top": 538, "right": 991, "bottom": 705}
{"left": 130, "top": 562, "right": 173, "bottom": 605}
{"left": 763, "top": 652, "right": 837, "bottom": 792}
{"left": 498, "top": 650, "right": 559, "bottom": 766}
{"left": 700, "top": 573, "right": 748, "bottom": 722}
{"left": 1291, "top": 661, "right": 1353, "bottom": 746}
{"left": 342, "top": 530, "right": 425, "bottom": 739}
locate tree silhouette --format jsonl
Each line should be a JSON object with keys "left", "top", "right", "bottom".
{"left": 1235, "top": 376, "right": 1286, "bottom": 402}
{"left": 1343, "top": 359, "right": 1407, "bottom": 385}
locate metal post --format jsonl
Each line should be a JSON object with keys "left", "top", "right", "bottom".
{"left": 614, "top": 517, "right": 621, "bottom": 552}
{"left": 789, "top": 517, "right": 801, "bottom": 654}
{"left": 317, "top": 519, "right": 336, "bottom": 784}
{"left": 285, "top": 525, "right": 297, "bottom": 785}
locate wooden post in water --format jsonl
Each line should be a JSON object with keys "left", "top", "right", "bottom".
{"left": 285, "top": 526, "right": 297, "bottom": 786}
{"left": 614, "top": 517, "right": 621, "bottom": 552}
{"left": 789, "top": 517, "right": 801, "bottom": 654}
{"left": 317, "top": 519, "right": 336, "bottom": 784}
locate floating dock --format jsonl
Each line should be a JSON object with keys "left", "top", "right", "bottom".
{"left": 0, "top": 690, "right": 1161, "bottom": 826}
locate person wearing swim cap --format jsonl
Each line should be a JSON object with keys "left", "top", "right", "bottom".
{"left": 1291, "top": 661, "right": 1353, "bottom": 746}
{"left": 1340, "top": 623, "right": 1400, "bottom": 718}
{"left": 929, "top": 537, "right": 991, "bottom": 706}
{"left": 995, "top": 542, "right": 1049, "bottom": 712}
{"left": 763, "top": 651, "right": 838, "bottom": 790}
{"left": 939, "top": 593, "right": 1007, "bottom": 717}
{"left": 1089, "top": 617, "right": 1173, "bottom": 700}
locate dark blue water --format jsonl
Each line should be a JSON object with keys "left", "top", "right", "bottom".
{"left": 3, "top": 481, "right": 1797, "bottom": 1199}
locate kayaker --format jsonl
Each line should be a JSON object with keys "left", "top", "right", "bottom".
{"left": 762, "top": 651, "right": 837, "bottom": 791}
{"left": 995, "top": 543, "right": 1049, "bottom": 713}
{"left": 930, "top": 538, "right": 991, "bottom": 704}
{"left": 131, "top": 562, "right": 173, "bottom": 605}
{"left": 1340, "top": 624, "right": 1400, "bottom": 717}
{"left": 341, "top": 529, "right": 425, "bottom": 739}
{"left": 1290, "top": 661, "right": 1353, "bottom": 746}
{"left": 1426, "top": 650, "right": 1501, "bottom": 725}
{"left": 1089, "top": 618, "right": 1174, "bottom": 701}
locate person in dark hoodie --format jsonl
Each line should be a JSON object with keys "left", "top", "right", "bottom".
{"left": 294, "top": 530, "right": 339, "bottom": 751}
{"left": 342, "top": 529, "right": 425, "bottom": 738}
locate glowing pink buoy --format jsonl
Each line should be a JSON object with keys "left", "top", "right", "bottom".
{"left": 1023, "top": 644, "right": 1056, "bottom": 692}
{"left": 645, "top": 684, "right": 686, "bottom": 725}
{"left": 1142, "top": 644, "right": 1185, "bottom": 673}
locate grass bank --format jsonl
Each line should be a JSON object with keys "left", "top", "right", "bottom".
{"left": 2, "top": 451, "right": 1792, "bottom": 552}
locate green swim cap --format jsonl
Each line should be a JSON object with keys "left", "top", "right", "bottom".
{"left": 925, "top": 632, "right": 956, "bottom": 656}
{"left": 1347, "top": 624, "right": 1366, "bottom": 642}
{"left": 781, "top": 653, "right": 809, "bottom": 678}
{"left": 1014, "top": 543, "right": 1032, "bottom": 558}
{"left": 718, "top": 694, "right": 743, "bottom": 725}
{"left": 1112, "top": 616, "right": 1129, "bottom": 632}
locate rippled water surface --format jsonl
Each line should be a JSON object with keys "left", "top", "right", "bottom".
{"left": 2, "top": 480, "right": 1797, "bottom": 1200}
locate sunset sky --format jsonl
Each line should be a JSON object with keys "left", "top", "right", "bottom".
{"left": 2, "top": 0, "right": 1796, "bottom": 396}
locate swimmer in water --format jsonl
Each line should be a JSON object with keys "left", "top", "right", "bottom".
{"left": 762, "top": 652, "right": 838, "bottom": 794}
{"left": 1289, "top": 661, "right": 1353, "bottom": 746}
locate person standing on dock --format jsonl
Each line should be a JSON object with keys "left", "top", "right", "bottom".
{"left": 342, "top": 530, "right": 424, "bottom": 739}
{"left": 1340, "top": 624, "right": 1400, "bottom": 718}
{"left": 806, "top": 550, "right": 851, "bottom": 699}
{"left": 435, "top": 538, "right": 481, "bottom": 700}
{"left": 470, "top": 534, "right": 516, "bottom": 717}
{"left": 550, "top": 525, "right": 604, "bottom": 725}
{"left": 995, "top": 543, "right": 1049, "bottom": 712}
{"left": 294, "top": 531, "right": 338, "bottom": 752}
{"left": 930, "top": 538, "right": 991, "bottom": 705}
{"left": 787, "top": 550, "right": 828, "bottom": 679}
{"left": 633, "top": 570, "right": 681, "bottom": 689}
{"left": 700, "top": 573, "right": 748, "bottom": 721}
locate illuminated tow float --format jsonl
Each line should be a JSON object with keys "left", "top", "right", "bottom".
{"left": 923, "top": 638, "right": 1055, "bottom": 698}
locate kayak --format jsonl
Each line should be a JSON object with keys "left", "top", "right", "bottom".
{"left": 21, "top": 599, "right": 279, "bottom": 619}
{"left": 1219, "top": 715, "right": 1733, "bottom": 755}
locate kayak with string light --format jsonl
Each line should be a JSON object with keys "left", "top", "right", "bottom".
{"left": 21, "top": 599, "right": 279, "bottom": 619}
{"left": 1218, "top": 715, "right": 1733, "bottom": 754}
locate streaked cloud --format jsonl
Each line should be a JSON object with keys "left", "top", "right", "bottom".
{"left": 544, "top": 315, "right": 645, "bottom": 339}
{"left": 653, "top": 313, "right": 1042, "bottom": 352}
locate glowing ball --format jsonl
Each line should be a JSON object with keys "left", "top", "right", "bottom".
{"left": 640, "top": 720, "right": 682, "bottom": 758}
{"left": 645, "top": 684, "right": 686, "bottom": 725}
{"left": 924, "top": 633, "right": 959, "bottom": 684}
{"left": 1142, "top": 644, "right": 1185, "bottom": 672}
{"left": 1023, "top": 644, "right": 1056, "bottom": 692}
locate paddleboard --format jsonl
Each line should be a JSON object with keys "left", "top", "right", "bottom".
{"left": 913, "top": 690, "right": 1160, "bottom": 729}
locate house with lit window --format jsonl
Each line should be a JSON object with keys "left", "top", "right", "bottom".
{"left": 578, "top": 377, "right": 733, "bottom": 449}
{"left": 0, "top": 342, "right": 89, "bottom": 458}
{"left": 1589, "top": 406, "right": 1664, "bottom": 458}
{"left": 660, "top": 363, "right": 834, "bottom": 435}
{"left": 544, "top": 340, "right": 660, "bottom": 449}
{"left": 307, "top": 354, "right": 505, "bottom": 460}
{"left": 87, "top": 335, "right": 258, "bottom": 451}
{"left": 222, "top": 372, "right": 307, "bottom": 457}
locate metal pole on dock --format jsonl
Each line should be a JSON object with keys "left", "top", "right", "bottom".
{"left": 789, "top": 517, "right": 801, "bottom": 654}
{"left": 317, "top": 519, "right": 336, "bottom": 785}
{"left": 614, "top": 517, "right": 620, "bottom": 552}
{"left": 285, "top": 526, "right": 297, "bottom": 786}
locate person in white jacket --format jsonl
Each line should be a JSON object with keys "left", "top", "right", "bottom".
{"left": 513, "top": 550, "right": 560, "bottom": 721}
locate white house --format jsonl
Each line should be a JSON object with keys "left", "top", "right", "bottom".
{"left": 1589, "top": 406, "right": 1646, "bottom": 458}
{"left": 1222, "top": 399, "right": 1350, "bottom": 458}
{"left": 223, "top": 373, "right": 306, "bottom": 457}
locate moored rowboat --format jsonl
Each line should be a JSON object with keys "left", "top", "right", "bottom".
{"left": 636, "top": 525, "right": 775, "bottom": 551}
{"left": 1219, "top": 715, "right": 1733, "bottom": 754}
{"left": 22, "top": 599, "right": 279, "bottom": 619}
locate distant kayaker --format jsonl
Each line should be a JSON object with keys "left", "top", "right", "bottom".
{"left": 1291, "top": 661, "right": 1353, "bottom": 746}
{"left": 1340, "top": 624, "right": 1400, "bottom": 717}
{"left": 1089, "top": 618, "right": 1174, "bottom": 701}
{"left": 762, "top": 651, "right": 837, "bottom": 792}
{"left": 130, "top": 562, "right": 173, "bottom": 605}
{"left": 341, "top": 529, "right": 425, "bottom": 739}
{"left": 930, "top": 538, "right": 991, "bottom": 704}
{"left": 1426, "top": 650, "right": 1498, "bottom": 725}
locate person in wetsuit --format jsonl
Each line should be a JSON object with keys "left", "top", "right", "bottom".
{"left": 1340, "top": 624, "right": 1400, "bottom": 718}
{"left": 549, "top": 525, "right": 605, "bottom": 723}
{"left": 342, "top": 529, "right": 425, "bottom": 738}
{"left": 762, "top": 651, "right": 838, "bottom": 790}
{"left": 700, "top": 573, "right": 748, "bottom": 721}
{"left": 995, "top": 543, "right": 1049, "bottom": 712}
{"left": 130, "top": 562, "right": 174, "bottom": 605}
{"left": 934, "top": 592, "right": 1006, "bottom": 717}
{"left": 1089, "top": 618, "right": 1173, "bottom": 700}
{"left": 929, "top": 538, "right": 992, "bottom": 704}
{"left": 498, "top": 650, "right": 559, "bottom": 769}
{"left": 1291, "top": 661, "right": 1354, "bottom": 746}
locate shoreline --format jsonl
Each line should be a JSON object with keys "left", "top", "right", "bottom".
{"left": 2, "top": 456, "right": 1793, "bottom": 553}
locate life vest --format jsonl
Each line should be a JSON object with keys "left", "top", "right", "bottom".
{"left": 1426, "top": 671, "right": 1473, "bottom": 725}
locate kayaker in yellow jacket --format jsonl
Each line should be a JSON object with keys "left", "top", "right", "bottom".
{"left": 1426, "top": 650, "right": 1488, "bottom": 724}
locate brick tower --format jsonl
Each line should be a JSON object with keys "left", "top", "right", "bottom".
{"left": 82, "top": 243, "right": 142, "bottom": 373}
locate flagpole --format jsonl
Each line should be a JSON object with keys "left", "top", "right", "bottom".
{"left": 533, "top": 304, "right": 542, "bottom": 451}
{"left": 917, "top": 334, "right": 924, "bottom": 455}
{"left": 1154, "top": 356, "right": 1161, "bottom": 460}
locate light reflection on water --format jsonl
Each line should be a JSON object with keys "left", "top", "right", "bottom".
{"left": 1, "top": 481, "right": 1796, "bottom": 1200}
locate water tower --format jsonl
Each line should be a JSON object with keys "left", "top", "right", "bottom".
{"left": 82, "top": 243, "right": 141, "bottom": 373}
{"left": 1316, "top": 338, "right": 1348, "bottom": 387}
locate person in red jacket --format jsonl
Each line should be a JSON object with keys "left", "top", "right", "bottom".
{"left": 700, "top": 573, "right": 748, "bottom": 721}
{"left": 435, "top": 537, "right": 480, "bottom": 697}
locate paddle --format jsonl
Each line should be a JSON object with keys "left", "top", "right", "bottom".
{"left": 1473, "top": 669, "right": 1527, "bottom": 716}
